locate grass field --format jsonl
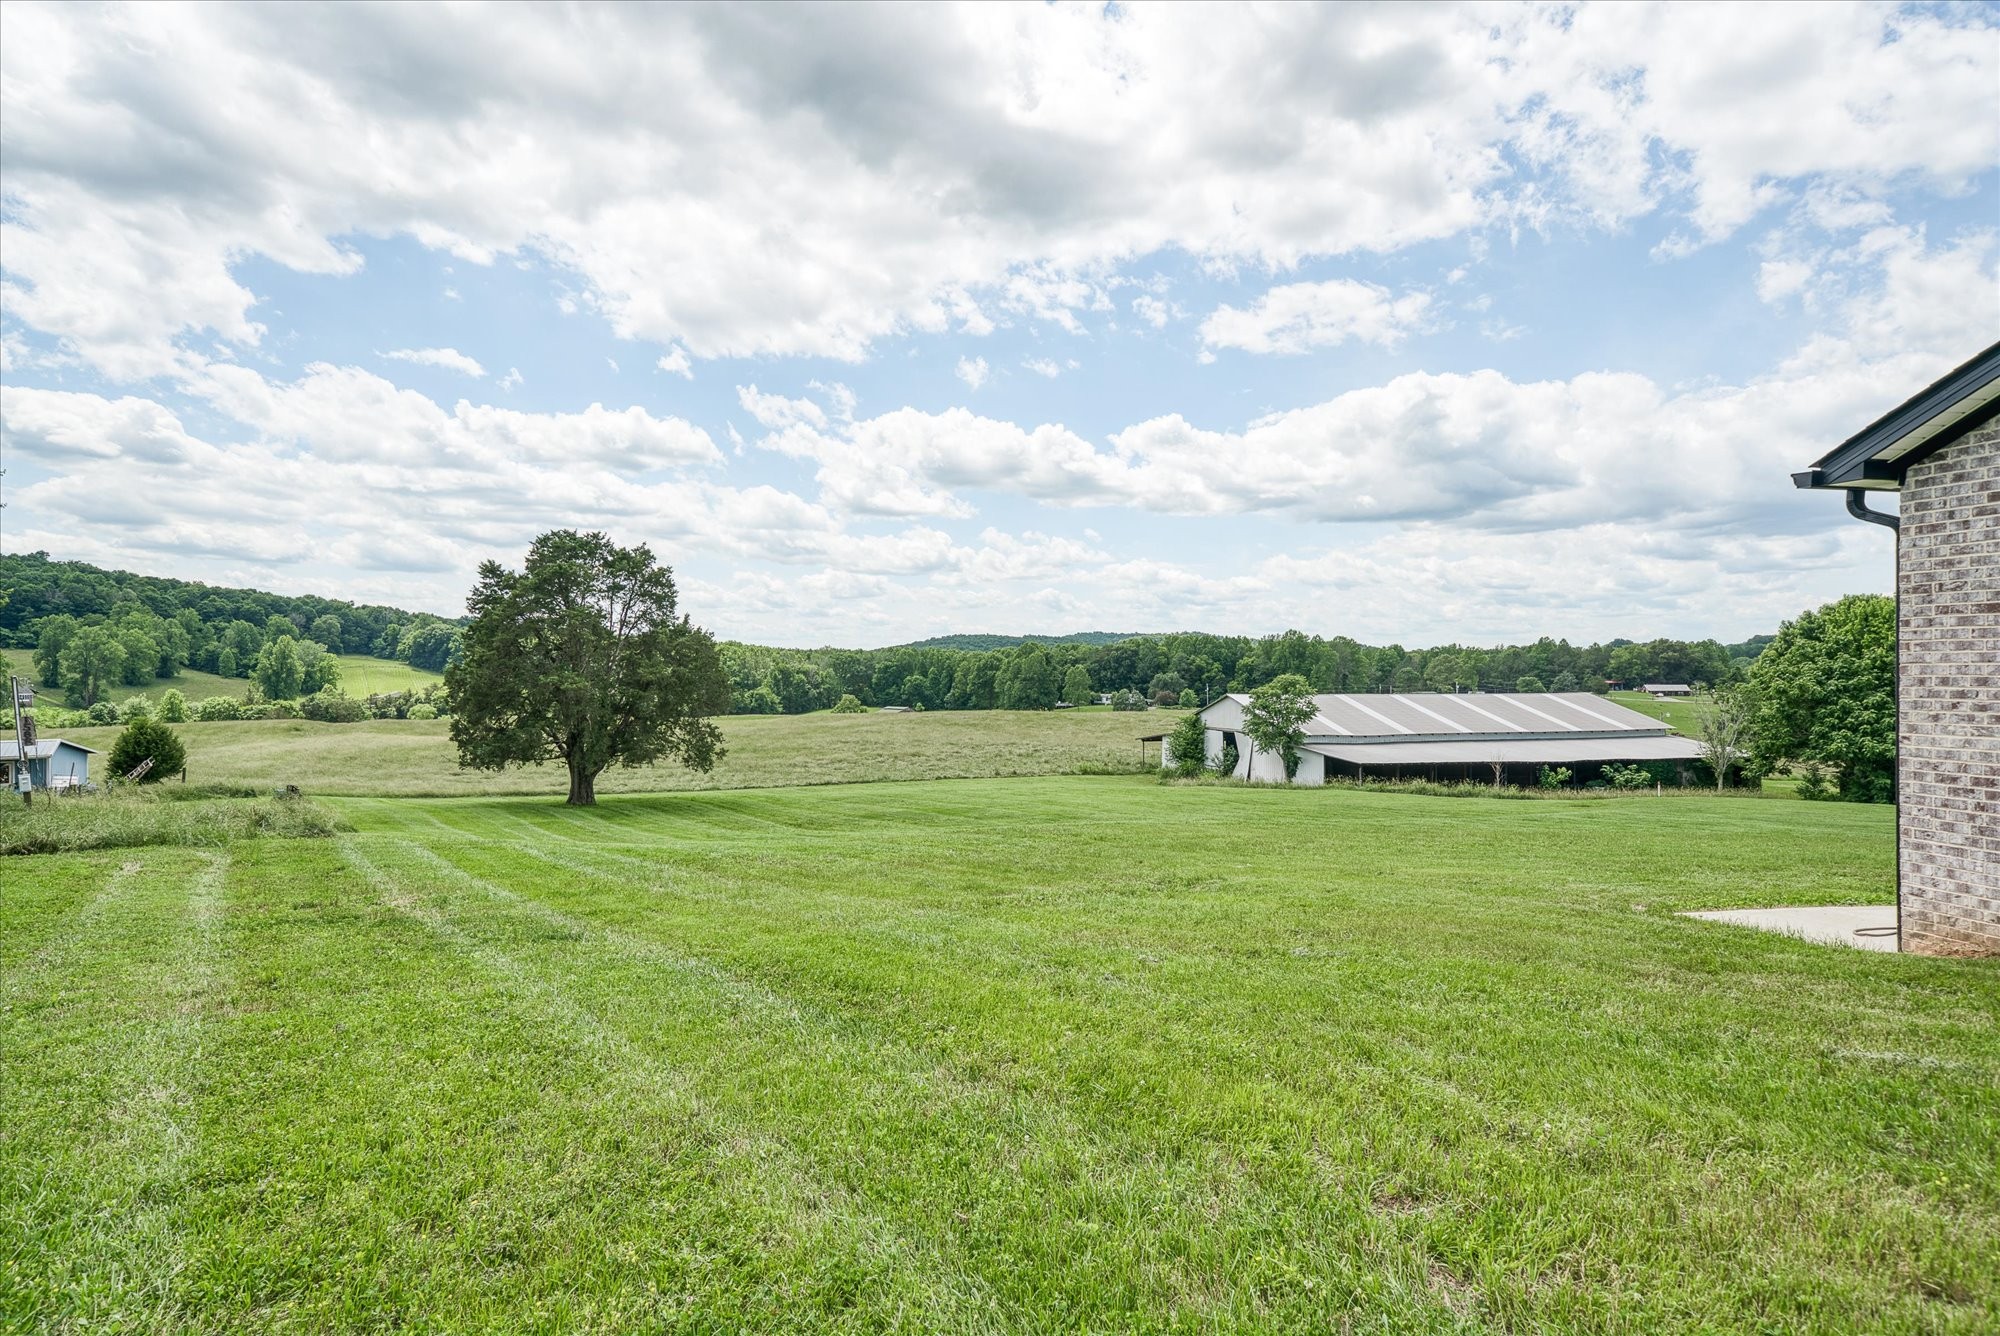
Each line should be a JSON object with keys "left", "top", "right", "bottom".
{"left": 38, "top": 709, "right": 1172, "bottom": 798}
{"left": 2, "top": 648, "right": 248, "bottom": 708}
{"left": 1608, "top": 690, "right": 1701, "bottom": 732}
{"left": 5, "top": 778, "right": 1994, "bottom": 1334}
{"left": 2, "top": 650, "right": 442, "bottom": 708}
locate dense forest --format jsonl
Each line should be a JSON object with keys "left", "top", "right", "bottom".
{"left": 1, "top": 552, "right": 1767, "bottom": 715}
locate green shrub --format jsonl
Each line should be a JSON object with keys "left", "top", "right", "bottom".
{"left": 1603, "top": 763, "right": 1652, "bottom": 790}
{"left": 158, "top": 688, "right": 188, "bottom": 722}
{"left": 107, "top": 717, "right": 187, "bottom": 783}
{"left": 1537, "top": 765, "right": 1572, "bottom": 789}
{"left": 1177, "top": 688, "right": 1198, "bottom": 708}
{"left": 1212, "top": 736, "right": 1239, "bottom": 777}
{"left": 1795, "top": 761, "right": 1835, "bottom": 801}
{"left": 299, "top": 689, "right": 369, "bottom": 723}
{"left": 1166, "top": 709, "right": 1209, "bottom": 778}
{"left": 406, "top": 703, "right": 439, "bottom": 720}
{"left": 86, "top": 701, "right": 119, "bottom": 726}
{"left": 831, "top": 694, "right": 867, "bottom": 714}
{"left": 262, "top": 700, "right": 302, "bottom": 720}
{"left": 119, "top": 695, "right": 153, "bottom": 721}
{"left": 1110, "top": 689, "right": 1148, "bottom": 712}
{"left": 193, "top": 696, "right": 242, "bottom": 722}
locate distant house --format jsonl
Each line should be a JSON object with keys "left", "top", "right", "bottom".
{"left": 1792, "top": 340, "right": 2000, "bottom": 957}
{"left": 1643, "top": 683, "right": 1693, "bottom": 697}
{"left": 1157, "top": 692, "right": 1702, "bottom": 786}
{"left": 0, "top": 738, "right": 97, "bottom": 793}
{"left": 877, "top": 705, "right": 914, "bottom": 713}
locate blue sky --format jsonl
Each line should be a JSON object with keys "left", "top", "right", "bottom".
{"left": 2, "top": 2, "right": 1996, "bottom": 647}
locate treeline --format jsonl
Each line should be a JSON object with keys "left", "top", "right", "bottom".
{"left": 3, "top": 553, "right": 1769, "bottom": 718}
{"left": 1, "top": 552, "right": 463, "bottom": 705}
{"left": 721, "top": 629, "right": 1768, "bottom": 715}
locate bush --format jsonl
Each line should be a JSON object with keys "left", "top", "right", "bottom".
{"left": 1537, "top": 765, "right": 1572, "bottom": 789}
{"left": 1212, "top": 736, "right": 1239, "bottom": 777}
{"left": 831, "top": 694, "right": 868, "bottom": 714}
{"left": 86, "top": 700, "right": 119, "bottom": 726}
{"left": 1166, "top": 710, "right": 1209, "bottom": 778}
{"left": 193, "top": 696, "right": 242, "bottom": 722}
{"left": 1602, "top": 763, "right": 1652, "bottom": 790}
{"left": 407, "top": 703, "right": 439, "bottom": 720}
{"left": 1110, "top": 689, "right": 1148, "bottom": 712}
{"left": 299, "top": 689, "right": 369, "bottom": 723}
{"left": 107, "top": 717, "right": 186, "bottom": 783}
{"left": 1177, "top": 689, "right": 1198, "bottom": 708}
{"left": 1795, "top": 761, "right": 1835, "bottom": 801}
{"left": 261, "top": 700, "right": 302, "bottom": 720}
{"left": 119, "top": 695, "right": 153, "bottom": 722}
{"left": 158, "top": 688, "right": 188, "bottom": 723}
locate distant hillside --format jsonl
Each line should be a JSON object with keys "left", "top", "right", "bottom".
{"left": 893, "top": 632, "right": 1157, "bottom": 651}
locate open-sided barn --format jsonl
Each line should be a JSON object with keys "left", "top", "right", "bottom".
{"left": 1163, "top": 692, "right": 1703, "bottom": 786}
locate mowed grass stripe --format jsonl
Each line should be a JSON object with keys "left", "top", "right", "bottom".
{"left": 334, "top": 781, "right": 1995, "bottom": 1332}
{"left": 339, "top": 837, "right": 1018, "bottom": 1334}
{"left": 0, "top": 850, "right": 226, "bottom": 1334}
{"left": 345, "top": 832, "right": 1445, "bottom": 1329}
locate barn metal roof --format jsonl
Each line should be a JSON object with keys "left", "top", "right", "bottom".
{"left": 1307, "top": 735, "right": 1704, "bottom": 766}
{"left": 1206, "top": 692, "right": 1672, "bottom": 743}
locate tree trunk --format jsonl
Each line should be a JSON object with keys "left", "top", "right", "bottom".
{"left": 566, "top": 763, "right": 597, "bottom": 806}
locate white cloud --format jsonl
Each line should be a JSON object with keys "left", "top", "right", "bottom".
{"left": 1023, "top": 357, "right": 1063, "bottom": 378}
{"left": 382, "top": 346, "right": 486, "bottom": 377}
{"left": 656, "top": 346, "right": 693, "bottom": 378}
{"left": 498, "top": 367, "right": 523, "bottom": 391}
{"left": 955, "top": 356, "right": 990, "bottom": 390}
{"left": 1131, "top": 295, "right": 1177, "bottom": 328}
{"left": 1200, "top": 279, "right": 1435, "bottom": 355}
{"left": 3, "top": 4, "right": 1988, "bottom": 375}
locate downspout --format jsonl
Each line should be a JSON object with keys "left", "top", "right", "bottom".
{"left": 1844, "top": 488, "right": 1900, "bottom": 532}
{"left": 1843, "top": 487, "right": 1902, "bottom": 949}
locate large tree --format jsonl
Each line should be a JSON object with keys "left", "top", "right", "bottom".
{"left": 1748, "top": 594, "right": 1895, "bottom": 802}
{"left": 59, "top": 624, "right": 127, "bottom": 706}
{"left": 447, "top": 530, "right": 729, "bottom": 805}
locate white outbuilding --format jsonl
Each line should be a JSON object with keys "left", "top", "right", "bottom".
{"left": 1162, "top": 692, "right": 1704, "bottom": 786}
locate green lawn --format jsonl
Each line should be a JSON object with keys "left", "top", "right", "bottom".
{"left": 1, "top": 651, "right": 439, "bottom": 709}
{"left": 326, "top": 654, "right": 445, "bottom": 696}
{"left": 1608, "top": 690, "right": 1701, "bottom": 732}
{"left": 37, "top": 709, "right": 1175, "bottom": 798}
{"left": 4, "top": 777, "right": 1995, "bottom": 1334}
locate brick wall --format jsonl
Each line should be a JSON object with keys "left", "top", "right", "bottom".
{"left": 1898, "top": 420, "right": 2000, "bottom": 956}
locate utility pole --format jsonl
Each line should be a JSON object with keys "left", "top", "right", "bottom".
{"left": 9, "top": 675, "right": 33, "bottom": 807}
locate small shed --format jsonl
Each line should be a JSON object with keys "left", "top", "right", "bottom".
{"left": 1643, "top": 683, "right": 1693, "bottom": 697}
{"left": 0, "top": 738, "right": 98, "bottom": 792}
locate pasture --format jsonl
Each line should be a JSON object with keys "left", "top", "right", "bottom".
{"left": 1, "top": 650, "right": 442, "bottom": 708}
{"left": 44, "top": 708, "right": 1169, "bottom": 798}
{"left": 4, "top": 770, "right": 1995, "bottom": 1334}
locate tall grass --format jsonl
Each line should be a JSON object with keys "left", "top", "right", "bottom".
{"left": 0, "top": 789, "right": 348, "bottom": 855}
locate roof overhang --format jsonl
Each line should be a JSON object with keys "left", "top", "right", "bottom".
{"left": 1794, "top": 341, "right": 2000, "bottom": 493}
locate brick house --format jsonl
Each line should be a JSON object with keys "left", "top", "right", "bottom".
{"left": 1793, "top": 341, "right": 2000, "bottom": 956}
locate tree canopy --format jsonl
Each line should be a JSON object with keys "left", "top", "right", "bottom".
{"left": 1748, "top": 594, "right": 1895, "bottom": 802}
{"left": 446, "top": 531, "right": 729, "bottom": 805}
{"left": 1242, "top": 674, "right": 1317, "bottom": 780}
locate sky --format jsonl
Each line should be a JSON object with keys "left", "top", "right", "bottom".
{"left": 1, "top": 2, "right": 1996, "bottom": 649}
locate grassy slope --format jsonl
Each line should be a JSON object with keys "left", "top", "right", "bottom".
{"left": 41, "top": 709, "right": 1176, "bottom": 797}
{"left": 1, "top": 650, "right": 440, "bottom": 708}
{"left": 4, "top": 779, "right": 1992, "bottom": 1334}
{"left": 1608, "top": 689, "right": 1701, "bottom": 732}
{"left": 2, "top": 648, "right": 247, "bottom": 707}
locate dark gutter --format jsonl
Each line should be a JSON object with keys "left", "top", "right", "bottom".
{"left": 1799, "top": 340, "right": 2000, "bottom": 489}
{"left": 1844, "top": 489, "right": 1899, "bottom": 532}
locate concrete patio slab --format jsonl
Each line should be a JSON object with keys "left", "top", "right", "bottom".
{"left": 1681, "top": 905, "right": 1899, "bottom": 952}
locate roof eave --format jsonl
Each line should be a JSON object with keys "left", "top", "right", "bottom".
{"left": 1797, "top": 340, "right": 2000, "bottom": 492}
